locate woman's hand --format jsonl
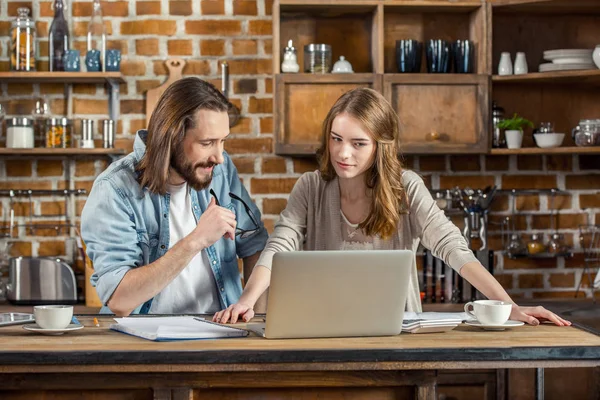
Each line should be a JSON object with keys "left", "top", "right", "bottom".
{"left": 510, "top": 304, "right": 571, "bottom": 326}
{"left": 213, "top": 302, "right": 254, "bottom": 324}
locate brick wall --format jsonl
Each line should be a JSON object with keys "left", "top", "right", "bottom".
{"left": 0, "top": 0, "right": 597, "bottom": 301}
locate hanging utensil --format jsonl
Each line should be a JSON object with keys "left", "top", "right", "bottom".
{"left": 221, "top": 61, "right": 240, "bottom": 128}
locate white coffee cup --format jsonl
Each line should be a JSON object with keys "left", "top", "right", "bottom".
{"left": 34, "top": 305, "right": 73, "bottom": 329}
{"left": 464, "top": 300, "right": 512, "bottom": 325}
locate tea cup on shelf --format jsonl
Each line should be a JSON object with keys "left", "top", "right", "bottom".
{"left": 105, "top": 49, "right": 121, "bottom": 72}
{"left": 85, "top": 49, "right": 101, "bottom": 72}
{"left": 63, "top": 49, "right": 80, "bottom": 72}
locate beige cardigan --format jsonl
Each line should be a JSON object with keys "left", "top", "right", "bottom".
{"left": 256, "top": 170, "right": 479, "bottom": 312}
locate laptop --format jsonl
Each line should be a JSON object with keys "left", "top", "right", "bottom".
{"left": 247, "top": 250, "right": 413, "bottom": 339}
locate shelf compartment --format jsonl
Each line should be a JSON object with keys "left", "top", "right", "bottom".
{"left": 383, "top": 74, "right": 489, "bottom": 154}
{"left": 383, "top": 4, "right": 488, "bottom": 74}
{"left": 275, "top": 73, "right": 381, "bottom": 156}
{"left": 492, "top": 83, "right": 598, "bottom": 148}
{"left": 0, "top": 72, "right": 125, "bottom": 84}
{"left": 277, "top": 3, "right": 380, "bottom": 74}
{"left": 492, "top": 69, "right": 600, "bottom": 85}
{"left": 492, "top": 11, "right": 598, "bottom": 76}
{"left": 489, "top": 147, "right": 600, "bottom": 155}
{"left": 491, "top": 0, "right": 600, "bottom": 14}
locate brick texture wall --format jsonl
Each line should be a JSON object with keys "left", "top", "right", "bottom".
{"left": 0, "top": 0, "right": 598, "bottom": 301}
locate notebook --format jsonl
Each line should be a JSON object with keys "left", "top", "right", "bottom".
{"left": 401, "top": 312, "right": 468, "bottom": 334}
{"left": 109, "top": 316, "right": 248, "bottom": 341}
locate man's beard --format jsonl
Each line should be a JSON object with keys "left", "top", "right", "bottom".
{"left": 170, "top": 151, "right": 215, "bottom": 191}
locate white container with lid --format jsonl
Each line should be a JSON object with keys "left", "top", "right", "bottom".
{"left": 6, "top": 117, "right": 34, "bottom": 148}
{"left": 332, "top": 56, "right": 354, "bottom": 73}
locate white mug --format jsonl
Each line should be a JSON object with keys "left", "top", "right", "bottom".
{"left": 464, "top": 300, "right": 512, "bottom": 325}
{"left": 34, "top": 305, "right": 73, "bottom": 329}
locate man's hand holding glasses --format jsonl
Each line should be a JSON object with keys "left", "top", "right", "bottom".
{"left": 189, "top": 196, "right": 237, "bottom": 251}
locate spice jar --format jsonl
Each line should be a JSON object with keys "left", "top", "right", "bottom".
{"left": 6, "top": 117, "right": 34, "bottom": 148}
{"left": 527, "top": 233, "right": 546, "bottom": 255}
{"left": 304, "top": 44, "right": 332, "bottom": 73}
{"left": 10, "top": 8, "right": 36, "bottom": 71}
{"left": 46, "top": 118, "right": 73, "bottom": 148}
{"left": 506, "top": 233, "right": 526, "bottom": 256}
{"left": 547, "top": 233, "right": 567, "bottom": 254}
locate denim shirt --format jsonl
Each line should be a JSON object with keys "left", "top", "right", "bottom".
{"left": 81, "top": 130, "right": 268, "bottom": 314}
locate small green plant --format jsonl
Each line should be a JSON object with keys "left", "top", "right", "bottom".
{"left": 497, "top": 113, "right": 534, "bottom": 131}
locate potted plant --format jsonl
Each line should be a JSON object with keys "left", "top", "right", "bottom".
{"left": 497, "top": 113, "right": 534, "bottom": 149}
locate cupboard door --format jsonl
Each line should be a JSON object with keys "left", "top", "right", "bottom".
{"left": 275, "top": 74, "right": 382, "bottom": 156}
{"left": 384, "top": 75, "right": 489, "bottom": 154}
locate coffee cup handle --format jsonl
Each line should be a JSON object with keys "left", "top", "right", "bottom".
{"left": 464, "top": 302, "right": 476, "bottom": 319}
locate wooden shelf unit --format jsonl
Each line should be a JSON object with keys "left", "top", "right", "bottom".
{"left": 273, "top": 0, "right": 600, "bottom": 156}
{"left": 0, "top": 72, "right": 124, "bottom": 122}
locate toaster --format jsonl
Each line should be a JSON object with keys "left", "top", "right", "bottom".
{"left": 6, "top": 257, "right": 77, "bottom": 305}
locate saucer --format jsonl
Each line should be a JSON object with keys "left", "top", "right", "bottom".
{"left": 23, "top": 323, "right": 84, "bottom": 336}
{"left": 465, "top": 320, "right": 525, "bottom": 331}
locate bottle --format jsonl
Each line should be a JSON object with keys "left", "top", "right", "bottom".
{"left": 498, "top": 52, "right": 512, "bottom": 76}
{"left": 491, "top": 101, "right": 505, "bottom": 148}
{"left": 49, "top": 0, "right": 69, "bottom": 72}
{"left": 10, "top": 8, "right": 36, "bottom": 71}
{"left": 514, "top": 52, "right": 528, "bottom": 75}
{"left": 86, "top": 0, "right": 106, "bottom": 72}
{"left": 281, "top": 39, "right": 299, "bottom": 73}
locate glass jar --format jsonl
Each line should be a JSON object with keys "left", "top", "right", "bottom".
{"left": 46, "top": 118, "right": 73, "bottom": 148}
{"left": 572, "top": 119, "right": 598, "bottom": 147}
{"left": 527, "top": 233, "right": 546, "bottom": 255}
{"left": 304, "top": 44, "right": 332, "bottom": 73}
{"left": 547, "top": 233, "right": 567, "bottom": 254}
{"left": 506, "top": 233, "right": 526, "bottom": 256}
{"left": 6, "top": 117, "right": 34, "bottom": 148}
{"left": 10, "top": 7, "right": 36, "bottom": 71}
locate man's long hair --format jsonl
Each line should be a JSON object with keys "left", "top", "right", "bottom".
{"left": 317, "top": 88, "right": 409, "bottom": 240}
{"left": 136, "top": 77, "right": 231, "bottom": 194}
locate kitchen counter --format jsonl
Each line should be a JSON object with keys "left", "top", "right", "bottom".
{"left": 0, "top": 312, "right": 599, "bottom": 400}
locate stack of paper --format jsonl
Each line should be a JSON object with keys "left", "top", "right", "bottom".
{"left": 109, "top": 316, "right": 249, "bottom": 341}
{"left": 402, "top": 312, "right": 468, "bottom": 334}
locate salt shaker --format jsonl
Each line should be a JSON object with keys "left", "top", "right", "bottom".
{"left": 281, "top": 39, "right": 299, "bottom": 73}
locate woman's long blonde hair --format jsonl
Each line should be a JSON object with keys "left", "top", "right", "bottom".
{"left": 316, "top": 88, "right": 408, "bottom": 239}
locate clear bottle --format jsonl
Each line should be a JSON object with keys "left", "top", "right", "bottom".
{"left": 49, "top": 0, "right": 70, "bottom": 72}
{"left": 87, "top": 0, "right": 106, "bottom": 72}
{"left": 10, "top": 7, "right": 36, "bottom": 71}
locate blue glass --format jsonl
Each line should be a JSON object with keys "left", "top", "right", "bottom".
{"left": 105, "top": 49, "right": 121, "bottom": 72}
{"left": 63, "top": 49, "right": 80, "bottom": 72}
{"left": 85, "top": 49, "right": 101, "bottom": 72}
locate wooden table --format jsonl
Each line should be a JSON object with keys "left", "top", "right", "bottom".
{"left": 0, "top": 315, "right": 599, "bottom": 400}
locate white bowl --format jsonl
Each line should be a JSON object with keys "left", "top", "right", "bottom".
{"left": 534, "top": 133, "right": 565, "bottom": 148}
{"left": 34, "top": 305, "right": 73, "bottom": 329}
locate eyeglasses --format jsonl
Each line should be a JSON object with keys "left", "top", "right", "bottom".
{"left": 209, "top": 189, "right": 260, "bottom": 239}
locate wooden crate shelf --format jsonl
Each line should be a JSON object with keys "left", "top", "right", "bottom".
{"left": 273, "top": 0, "right": 600, "bottom": 155}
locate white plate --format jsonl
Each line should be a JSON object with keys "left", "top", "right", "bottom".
{"left": 539, "top": 63, "right": 596, "bottom": 72}
{"left": 23, "top": 323, "right": 84, "bottom": 336}
{"left": 543, "top": 49, "right": 593, "bottom": 58}
{"left": 465, "top": 320, "right": 525, "bottom": 331}
{"left": 549, "top": 56, "right": 594, "bottom": 65}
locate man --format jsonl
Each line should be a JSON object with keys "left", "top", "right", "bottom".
{"left": 81, "top": 78, "right": 268, "bottom": 316}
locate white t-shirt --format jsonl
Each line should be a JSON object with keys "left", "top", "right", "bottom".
{"left": 149, "top": 183, "right": 221, "bottom": 314}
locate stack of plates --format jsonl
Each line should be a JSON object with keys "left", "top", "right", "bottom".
{"left": 539, "top": 49, "right": 595, "bottom": 72}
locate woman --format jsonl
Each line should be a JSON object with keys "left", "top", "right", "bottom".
{"left": 214, "top": 88, "right": 570, "bottom": 327}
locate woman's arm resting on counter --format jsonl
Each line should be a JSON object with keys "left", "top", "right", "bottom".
{"left": 460, "top": 261, "right": 571, "bottom": 326}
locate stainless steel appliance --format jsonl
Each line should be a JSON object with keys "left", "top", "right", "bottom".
{"left": 6, "top": 257, "right": 77, "bottom": 305}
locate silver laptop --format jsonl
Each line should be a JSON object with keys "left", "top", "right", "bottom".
{"left": 248, "top": 250, "right": 413, "bottom": 339}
